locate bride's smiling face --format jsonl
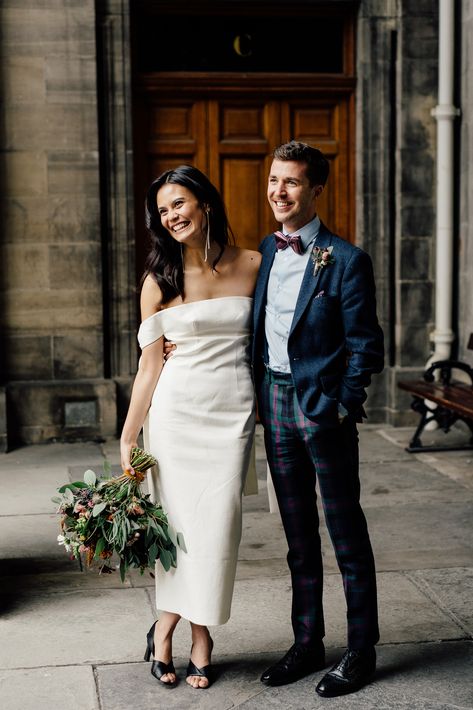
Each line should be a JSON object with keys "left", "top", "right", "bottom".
{"left": 157, "top": 183, "right": 207, "bottom": 246}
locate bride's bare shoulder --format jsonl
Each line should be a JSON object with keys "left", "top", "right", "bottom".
{"left": 140, "top": 273, "right": 163, "bottom": 319}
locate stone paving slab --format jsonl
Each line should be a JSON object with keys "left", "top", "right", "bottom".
{"left": 380, "top": 423, "right": 472, "bottom": 451}
{"left": 370, "top": 547, "right": 473, "bottom": 573}
{"left": 0, "top": 567, "right": 131, "bottom": 594}
{"left": 409, "top": 567, "right": 473, "bottom": 636}
{"left": 96, "top": 656, "right": 268, "bottom": 710}
{"left": 366, "top": 501, "right": 473, "bottom": 561}
{"left": 235, "top": 557, "right": 290, "bottom": 581}
{"left": 378, "top": 427, "right": 473, "bottom": 491}
{"left": 374, "top": 573, "right": 463, "bottom": 645}
{"left": 0, "top": 442, "right": 104, "bottom": 470}
{"left": 0, "top": 588, "right": 154, "bottom": 669}
{"left": 95, "top": 641, "right": 473, "bottom": 710}
{"left": 359, "top": 426, "right": 415, "bottom": 463}
{"left": 0, "top": 513, "right": 68, "bottom": 562}
{"left": 359, "top": 459, "right": 469, "bottom": 508}
{"left": 0, "top": 665, "right": 99, "bottom": 710}
{"left": 0, "top": 466, "right": 73, "bottom": 516}
{"left": 239, "top": 510, "right": 288, "bottom": 561}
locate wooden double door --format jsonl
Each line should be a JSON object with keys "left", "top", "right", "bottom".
{"left": 131, "top": 3, "right": 356, "bottom": 273}
{"left": 134, "top": 85, "right": 354, "bottom": 251}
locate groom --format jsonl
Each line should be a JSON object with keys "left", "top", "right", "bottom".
{"left": 253, "top": 141, "right": 384, "bottom": 698}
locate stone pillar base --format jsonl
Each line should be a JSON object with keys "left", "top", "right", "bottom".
{"left": 6, "top": 379, "right": 117, "bottom": 447}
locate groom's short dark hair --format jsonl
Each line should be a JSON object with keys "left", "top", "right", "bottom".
{"left": 273, "top": 141, "right": 330, "bottom": 187}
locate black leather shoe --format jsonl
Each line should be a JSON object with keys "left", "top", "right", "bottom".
{"left": 315, "top": 647, "right": 376, "bottom": 697}
{"left": 261, "top": 642, "right": 326, "bottom": 686}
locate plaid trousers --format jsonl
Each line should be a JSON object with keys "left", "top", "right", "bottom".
{"left": 259, "top": 369, "right": 379, "bottom": 650}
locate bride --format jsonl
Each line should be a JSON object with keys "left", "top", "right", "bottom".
{"left": 120, "top": 165, "right": 260, "bottom": 689}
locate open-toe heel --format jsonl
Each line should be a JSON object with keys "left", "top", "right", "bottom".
{"left": 186, "top": 637, "right": 214, "bottom": 689}
{"left": 144, "top": 621, "right": 177, "bottom": 688}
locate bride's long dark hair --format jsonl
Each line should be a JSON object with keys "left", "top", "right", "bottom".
{"left": 143, "top": 165, "right": 234, "bottom": 304}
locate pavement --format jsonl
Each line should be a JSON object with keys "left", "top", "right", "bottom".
{"left": 0, "top": 423, "right": 472, "bottom": 710}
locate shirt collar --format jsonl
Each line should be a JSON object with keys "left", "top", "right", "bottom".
{"left": 286, "top": 215, "right": 321, "bottom": 251}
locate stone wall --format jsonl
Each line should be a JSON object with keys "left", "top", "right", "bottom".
{"left": 459, "top": 0, "right": 473, "bottom": 364}
{"left": 0, "top": 0, "right": 115, "bottom": 444}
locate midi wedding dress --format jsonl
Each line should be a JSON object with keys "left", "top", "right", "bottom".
{"left": 138, "top": 296, "right": 256, "bottom": 625}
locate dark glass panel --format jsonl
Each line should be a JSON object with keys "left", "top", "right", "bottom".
{"left": 135, "top": 14, "right": 344, "bottom": 73}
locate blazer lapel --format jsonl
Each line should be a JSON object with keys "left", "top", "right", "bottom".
{"left": 289, "top": 225, "right": 333, "bottom": 336}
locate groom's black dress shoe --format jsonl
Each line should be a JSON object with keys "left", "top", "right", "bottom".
{"left": 260, "top": 642, "right": 326, "bottom": 687}
{"left": 315, "top": 647, "right": 376, "bottom": 697}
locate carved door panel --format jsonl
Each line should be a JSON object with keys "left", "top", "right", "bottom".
{"left": 133, "top": 98, "right": 207, "bottom": 274}
{"left": 281, "top": 96, "right": 353, "bottom": 240}
{"left": 207, "top": 99, "right": 280, "bottom": 250}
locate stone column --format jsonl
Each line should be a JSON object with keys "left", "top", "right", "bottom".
{"left": 96, "top": 0, "right": 138, "bottom": 430}
{"left": 0, "top": 0, "right": 116, "bottom": 445}
{"left": 393, "top": 0, "right": 438, "bottom": 423}
{"left": 358, "top": 0, "right": 439, "bottom": 425}
{"left": 357, "top": 0, "right": 399, "bottom": 422}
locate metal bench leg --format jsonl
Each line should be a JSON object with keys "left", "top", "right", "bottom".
{"left": 407, "top": 412, "right": 437, "bottom": 451}
{"left": 407, "top": 397, "right": 436, "bottom": 451}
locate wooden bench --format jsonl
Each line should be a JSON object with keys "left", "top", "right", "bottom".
{"left": 398, "top": 359, "right": 473, "bottom": 452}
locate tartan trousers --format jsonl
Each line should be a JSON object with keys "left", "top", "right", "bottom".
{"left": 259, "top": 369, "right": 379, "bottom": 650}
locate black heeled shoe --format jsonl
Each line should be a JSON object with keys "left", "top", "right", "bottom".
{"left": 186, "top": 636, "right": 214, "bottom": 689}
{"left": 144, "top": 621, "right": 177, "bottom": 688}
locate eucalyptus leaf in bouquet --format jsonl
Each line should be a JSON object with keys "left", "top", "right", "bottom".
{"left": 53, "top": 447, "right": 184, "bottom": 581}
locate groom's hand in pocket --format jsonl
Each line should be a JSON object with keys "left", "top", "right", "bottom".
{"left": 163, "top": 337, "right": 176, "bottom": 362}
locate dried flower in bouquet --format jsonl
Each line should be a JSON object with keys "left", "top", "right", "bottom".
{"left": 53, "top": 447, "right": 185, "bottom": 581}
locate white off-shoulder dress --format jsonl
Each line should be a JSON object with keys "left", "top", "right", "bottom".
{"left": 137, "top": 296, "right": 256, "bottom": 626}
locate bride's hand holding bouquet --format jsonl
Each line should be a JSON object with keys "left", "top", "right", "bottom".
{"left": 53, "top": 447, "right": 185, "bottom": 581}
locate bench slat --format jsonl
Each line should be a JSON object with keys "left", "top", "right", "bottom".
{"left": 398, "top": 380, "right": 473, "bottom": 419}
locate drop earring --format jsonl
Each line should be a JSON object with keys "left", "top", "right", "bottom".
{"left": 204, "top": 209, "right": 210, "bottom": 262}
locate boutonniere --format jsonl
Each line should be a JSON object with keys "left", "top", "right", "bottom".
{"left": 311, "top": 245, "right": 335, "bottom": 275}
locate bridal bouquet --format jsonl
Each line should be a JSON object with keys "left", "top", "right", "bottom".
{"left": 53, "top": 447, "right": 185, "bottom": 581}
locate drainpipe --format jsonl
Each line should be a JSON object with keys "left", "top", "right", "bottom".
{"left": 427, "top": 0, "right": 460, "bottom": 367}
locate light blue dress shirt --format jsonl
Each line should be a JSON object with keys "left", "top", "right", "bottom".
{"left": 265, "top": 215, "right": 320, "bottom": 373}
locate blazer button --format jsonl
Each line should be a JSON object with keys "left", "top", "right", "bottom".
{"left": 293, "top": 356, "right": 300, "bottom": 361}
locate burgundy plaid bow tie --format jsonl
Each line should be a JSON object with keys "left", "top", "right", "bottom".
{"left": 274, "top": 230, "right": 303, "bottom": 255}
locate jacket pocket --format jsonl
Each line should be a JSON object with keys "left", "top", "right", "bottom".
{"left": 320, "top": 373, "right": 340, "bottom": 400}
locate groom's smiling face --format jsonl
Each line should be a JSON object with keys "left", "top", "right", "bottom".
{"left": 267, "top": 160, "right": 323, "bottom": 233}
